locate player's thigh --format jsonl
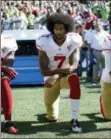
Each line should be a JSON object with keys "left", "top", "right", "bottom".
{"left": 60, "top": 76, "right": 69, "bottom": 89}
{"left": 44, "top": 79, "right": 61, "bottom": 105}
{"left": 60, "top": 74, "right": 80, "bottom": 90}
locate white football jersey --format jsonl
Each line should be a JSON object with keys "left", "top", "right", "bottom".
{"left": 101, "top": 35, "right": 111, "bottom": 83}
{"left": 36, "top": 33, "right": 80, "bottom": 70}
{"left": 1, "top": 34, "right": 18, "bottom": 59}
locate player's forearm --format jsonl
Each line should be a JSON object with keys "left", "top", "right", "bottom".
{"left": 40, "top": 68, "right": 72, "bottom": 76}
{"left": 69, "top": 47, "right": 80, "bottom": 71}
{"left": 70, "top": 55, "right": 80, "bottom": 70}
{"left": 2, "top": 58, "right": 14, "bottom": 67}
{"left": 40, "top": 68, "right": 60, "bottom": 76}
{"left": 70, "top": 58, "right": 79, "bottom": 69}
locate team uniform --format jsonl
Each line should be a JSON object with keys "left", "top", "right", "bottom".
{"left": 36, "top": 33, "right": 82, "bottom": 132}
{"left": 100, "top": 35, "right": 111, "bottom": 120}
{"left": 1, "top": 34, "right": 18, "bottom": 60}
{"left": 1, "top": 33, "right": 18, "bottom": 80}
{"left": 1, "top": 33, "right": 18, "bottom": 134}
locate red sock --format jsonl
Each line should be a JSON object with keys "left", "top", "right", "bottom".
{"left": 1, "top": 78, "right": 13, "bottom": 120}
{"left": 68, "top": 74, "right": 81, "bottom": 99}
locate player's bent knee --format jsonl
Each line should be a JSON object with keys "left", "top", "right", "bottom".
{"left": 68, "top": 74, "right": 81, "bottom": 99}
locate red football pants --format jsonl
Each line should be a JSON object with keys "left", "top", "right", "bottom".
{"left": 1, "top": 78, "right": 13, "bottom": 120}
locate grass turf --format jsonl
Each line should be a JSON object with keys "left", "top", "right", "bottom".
{"left": 1, "top": 77, "right": 111, "bottom": 138}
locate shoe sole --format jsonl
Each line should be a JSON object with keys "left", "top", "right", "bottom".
{"left": 46, "top": 119, "right": 57, "bottom": 123}
{"left": 72, "top": 127, "right": 82, "bottom": 133}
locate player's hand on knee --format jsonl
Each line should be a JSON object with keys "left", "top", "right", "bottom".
{"left": 58, "top": 73, "right": 66, "bottom": 78}
{"left": 44, "top": 75, "right": 59, "bottom": 87}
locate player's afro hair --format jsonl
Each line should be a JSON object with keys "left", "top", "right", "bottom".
{"left": 46, "top": 13, "right": 74, "bottom": 34}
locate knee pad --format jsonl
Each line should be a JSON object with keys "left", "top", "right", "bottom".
{"left": 68, "top": 74, "right": 81, "bottom": 99}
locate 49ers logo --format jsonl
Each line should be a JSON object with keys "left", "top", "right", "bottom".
{"left": 2, "top": 47, "right": 7, "bottom": 53}
{"left": 67, "top": 45, "right": 72, "bottom": 51}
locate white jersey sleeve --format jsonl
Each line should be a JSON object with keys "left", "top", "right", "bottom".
{"left": 36, "top": 34, "right": 51, "bottom": 51}
{"left": 76, "top": 34, "right": 83, "bottom": 47}
{"left": 1, "top": 34, "right": 18, "bottom": 59}
{"left": 36, "top": 36, "right": 45, "bottom": 51}
{"left": 102, "top": 35, "right": 111, "bottom": 72}
{"left": 68, "top": 32, "right": 83, "bottom": 47}
{"left": 101, "top": 35, "right": 111, "bottom": 83}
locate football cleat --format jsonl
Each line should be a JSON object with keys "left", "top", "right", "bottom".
{"left": 71, "top": 119, "right": 82, "bottom": 133}
{"left": 4, "top": 121, "right": 18, "bottom": 134}
{"left": 46, "top": 115, "right": 57, "bottom": 123}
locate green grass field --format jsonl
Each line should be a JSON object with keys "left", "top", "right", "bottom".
{"left": 1, "top": 77, "right": 111, "bottom": 138}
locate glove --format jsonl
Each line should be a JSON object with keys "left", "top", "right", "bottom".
{"left": 3, "top": 66, "right": 18, "bottom": 80}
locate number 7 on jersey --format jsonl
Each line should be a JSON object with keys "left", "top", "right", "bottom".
{"left": 54, "top": 56, "right": 66, "bottom": 68}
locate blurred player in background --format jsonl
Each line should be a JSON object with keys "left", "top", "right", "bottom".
{"left": 36, "top": 13, "right": 83, "bottom": 133}
{"left": 1, "top": 22, "right": 19, "bottom": 134}
{"left": 100, "top": 35, "right": 111, "bottom": 120}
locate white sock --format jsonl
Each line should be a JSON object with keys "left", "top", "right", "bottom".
{"left": 70, "top": 99, "right": 80, "bottom": 120}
